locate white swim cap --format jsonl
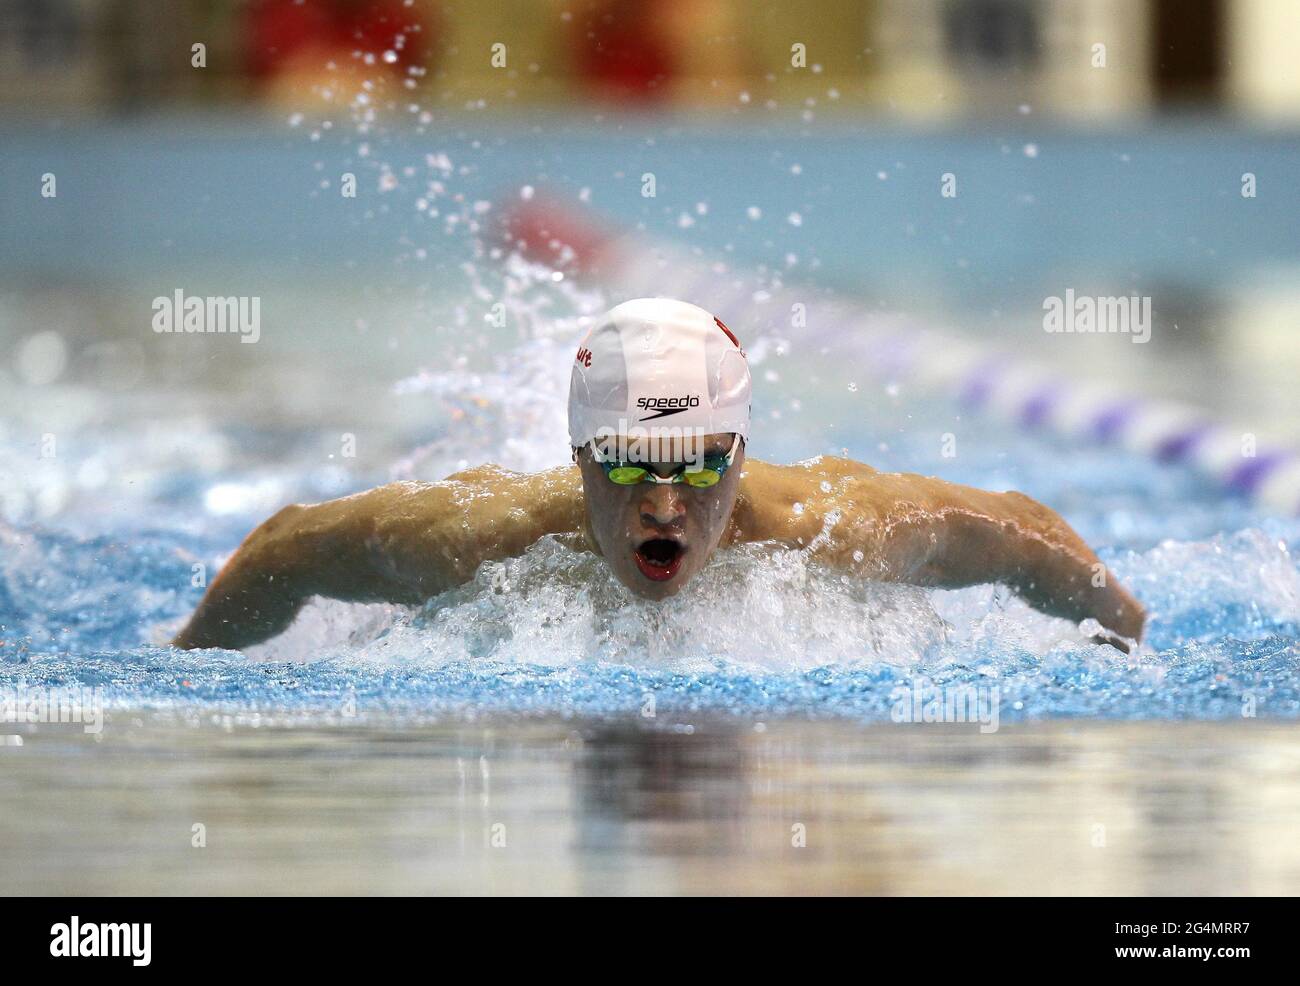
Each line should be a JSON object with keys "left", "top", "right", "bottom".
{"left": 568, "top": 298, "right": 751, "bottom": 449}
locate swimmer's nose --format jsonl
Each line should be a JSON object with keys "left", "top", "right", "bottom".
{"left": 640, "top": 485, "right": 685, "bottom": 530}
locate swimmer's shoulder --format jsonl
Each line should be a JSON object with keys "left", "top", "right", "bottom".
{"left": 442, "top": 462, "right": 579, "bottom": 486}
{"left": 732, "top": 455, "right": 884, "bottom": 545}
{"left": 739, "top": 454, "right": 879, "bottom": 492}
{"left": 378, "top": 463, "right": 581, "bottom": 502}
{"left": 746, "top": 456, "right": 988, "bottom": 501}
{"left": 337, "top": 465, "right": 582, "bottom": 529}
{"left": 355, "top": 464, "right": 584, "bottom": 558}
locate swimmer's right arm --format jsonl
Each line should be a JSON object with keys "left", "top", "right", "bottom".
{"left": 172, "top": 467, "right": 585, "bottom": 650}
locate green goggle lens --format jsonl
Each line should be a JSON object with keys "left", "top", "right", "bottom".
{"left": 592, "top": 436, "right": 739, "bottom": 489}
{"left": 681, "top": 468, "right": 722, "bottom": 488}
{"left": 603, "top": 463, "right": 724, "bottom": 487}
{"left": 607, "top": 465, "right": 649, "bottom": 485}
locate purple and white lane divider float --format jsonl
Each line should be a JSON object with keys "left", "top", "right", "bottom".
{"left": 505, "top": 200, "right": 1300, "bottom": 516}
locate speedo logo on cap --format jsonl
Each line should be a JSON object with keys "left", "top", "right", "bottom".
{"left": 637, "top": 394, "right": 700, "bottom": 420}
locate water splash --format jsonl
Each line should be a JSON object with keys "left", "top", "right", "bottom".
{"left": 4, "top": 511, "right": 1300, "bottom": 722}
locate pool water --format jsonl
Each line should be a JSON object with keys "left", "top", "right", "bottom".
{"left": 4, "top": 116, "right": 1300, "bottom": 894}
{"left": 3, "top": 718, "right": 1299, "bottom": 895}
{"left": 2, "top": 316, "right": 1299, "bottom": 724}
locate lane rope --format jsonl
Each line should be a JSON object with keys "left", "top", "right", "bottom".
{"left": 505, "top": 201, "right": 1300, "bottom": 516}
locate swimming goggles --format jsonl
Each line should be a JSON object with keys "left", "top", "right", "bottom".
{"left": 589, "top": 435, "right": 742, "bottom": 488}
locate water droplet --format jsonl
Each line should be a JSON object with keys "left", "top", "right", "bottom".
{"left": 16, "top": 331, "right": 67, "bottom": 385}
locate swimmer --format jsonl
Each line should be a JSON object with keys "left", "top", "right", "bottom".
{"left": 174, "top": 298, "right": 1146, "bottom": 652}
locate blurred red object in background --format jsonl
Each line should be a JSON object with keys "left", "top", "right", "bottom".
{"left": 570, "top": 0, "right": 675, "bottom": 104}
{"left": 247, "top": 0, "right": 436, "bottom": 83}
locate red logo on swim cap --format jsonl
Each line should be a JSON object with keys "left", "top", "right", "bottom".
{"left": 713, "top": 316, "right": 740, "bottom": 348}
{"left": 575, "top": 346, "right": 592, "bottom": 367}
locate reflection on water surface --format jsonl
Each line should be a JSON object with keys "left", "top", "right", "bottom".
{"left": 2, "top": 717, "right": 1296, "bottom": 895}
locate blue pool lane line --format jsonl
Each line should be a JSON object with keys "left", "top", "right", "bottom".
{"left": 508, "top": 201, "right": 1300, "bottom": 517}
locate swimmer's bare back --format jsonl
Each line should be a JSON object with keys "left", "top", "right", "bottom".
{"left": 172, "top": 457, "right": 1145, "bottom": 652}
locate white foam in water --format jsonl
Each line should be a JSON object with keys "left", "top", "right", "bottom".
{"left": 389, "top": 255, "right": 607, "bottom": 479}
{"left": 1119, "top": 527, "right": 1300, "bottom": 638}
{"left": 391, "top": 335, "right": 574, "bottom": 478}
{"left": 239, "top": 507, "right": 1300, "bottom": 677}
{"left": 251, "top": 538, "right": 948, "bottom": 671}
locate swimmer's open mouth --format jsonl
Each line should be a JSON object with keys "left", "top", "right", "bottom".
{"left": 634, "top": 538, "right": 685, "bottom": 581}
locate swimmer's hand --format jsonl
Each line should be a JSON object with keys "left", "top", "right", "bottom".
{"left": 173, "top": 466, "right": 584, "bottom": 650}
{"left": 1088, "top": 628, "right": 1138, "bottom": 655}
{"left": 172, "top": 500, "right": 317, "bottom": 650}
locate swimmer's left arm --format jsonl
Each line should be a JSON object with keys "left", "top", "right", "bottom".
{"left": 739, "top": 459, "right": 1145, "bottom": 649}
